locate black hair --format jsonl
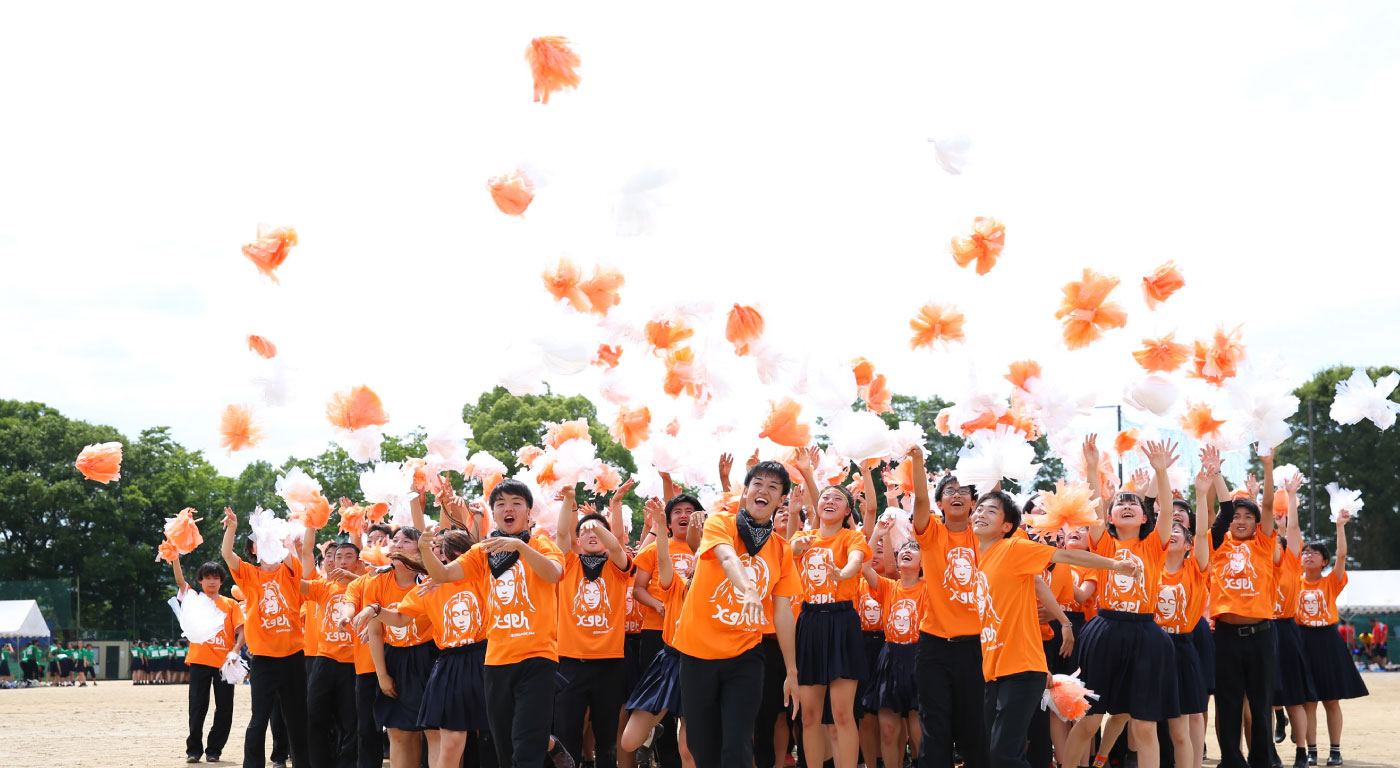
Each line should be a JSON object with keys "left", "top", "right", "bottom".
{"left": 437, "top": 529, "right": 477, "bottom": 561}
{"left": 1171, "top": 521, "right": 1193, "bottom": 549}
{"left": 334, "top": 541, "right": 361, "bottom": 556}
{"left": 1106, "top": 492, "right": 1155, "bottom": 540}
{"left": 392, "top": 526, "right": 422, "bottom": 543}
{"left": 744, "top": 461, "right": 792, "bottom": 496}
{"left": 193, "top": 562, "right": 225, "bottom": 582}
{"left": 817, "top": 485, "right": 860, "bottom": 527}
{"left": 665, "top": 493, "right": 704, "bottom": 524}
{"left": 976, "top": 490, "right": 1021, "bottom": 539}
{"left": 1302, "top": 541, "right": 1331, "bottom": 565}
{"left": 243, "top": 534, "right": 257, "bottom": 559}
{"left": 313, "top": 547, "right": 323, "bottom": 566}
{"left": 1233, "top": 497, "right": 1262, "bottom": 524}
{"left": 366, "top": 524, "right": 393, "bottom": 538}
{"left": 489, "top": 478, "right": 534, "bottom": 510}
{"left": 575, "top": 512, "right": 611, "bottom": 535}
{"left": 935, "top": 474, "right": 975, "bottom": 504}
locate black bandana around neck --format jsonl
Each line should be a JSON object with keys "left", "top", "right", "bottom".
{"left": 578, "top": 553, "right": 610, "bottom": 581}
{"left": 736, "top": 508, "right": 773, "bottom": 557}
{"left": 487, "top": 529, "right": 533, "bottom": 578}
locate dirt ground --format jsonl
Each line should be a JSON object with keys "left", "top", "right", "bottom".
{"left": 1, "top": 674, "right": 1397, "bottom": 768}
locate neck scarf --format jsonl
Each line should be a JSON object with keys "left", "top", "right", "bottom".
{"left": 578, "top": 553, "right": 610, "bottom": 581}
{"left": 736, "top": 508, "right": 773, "bottom": 557}
{"left": 488, "top": 529, "right": 533, "bottom": 578}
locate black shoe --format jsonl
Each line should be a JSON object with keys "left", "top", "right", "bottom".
{"left": 205, "top": 754, "right": 219, "bottom": 763}
{"left": 1326, "top": 750, "right": 1342, "bottom": 766}
{"left": 1307, "top": 747, "right": 1318, "bottom": 766}
{"left": 272, "top": 762, "right": 287, "bottom": 768}
{"left": 186, "top": 756, "right": 201, "bottom": 764}
{"left": 634, "top": 745, "right": 653, "bottom": 768}
{"left": 1276, "top": 714, "right": 1288, "bottom": 743}
{"left": 547, "top": 736, "right": 575, "bottom": 768}
{"left": 1272, "top": 748, "right": 1284, "bottom": 768}
{"left": 1294, "top": 748, "right": 1310, "bottom": 768}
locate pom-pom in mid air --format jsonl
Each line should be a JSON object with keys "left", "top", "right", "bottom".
{"left": 526, "top": 36, "right": 581, "bottom": 104}
{"left": 246, "top": 335, "right": 278, "bottom": 359}
{"left": 163, "top": 508, "right": 205, "bottom": 554}
{"left": 1029, "top": 481, "right": 1100, "bottom": 531}
{"left": 1329, "top": 368, "right": 1400, "bottom": 431}
{"left": 241, "top": 224, "right": 298, "bottom": 284}
{"left": 909, "top": 303, "right": 967, "bottom": 350}
{"left": 760, "top": 398, "right": 812, "bottom": 448}
{"left": 220, "top": 404, "right": 264, "bottom": 454}
{"left": 949, "top": 217, "right": 1005, "bottom": 275}
{"left": 75, "top": 442, "right": 123, "bottom": 484}
{"left": 726, "top": 304, "right": 765, "bottom": 356}
{"left": 1141, "top": 261, "right": 1185, "bottom": 309}
{"left": 1055, "top": 269, "right": 1127, "bottom": 350}
{"left": 488, "top": 170, "right": 534, "bottom": 216}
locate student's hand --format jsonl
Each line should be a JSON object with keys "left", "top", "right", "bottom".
{"left": 326, "top": 567, "right": 357, "bottom": 584}
{"left": 873, "top": 515, "right": 895, "bottom": 538}
{"left": 740, "top": 584, "right": 764, "bottom": 625}
{"left": 644, "top": 497, "right": 666, "bottom": 535}
{"left": 689, "top": 510, "right": 705, "bottom": 531}
{"left": 1059, "top": 623, "right": 1075, "bottom": 658}
{"left": 377, "top": 673, "right": 397, "bottom": 699}
{"left": 1245, "top": 473, "right": 1260, "bottom": 500}
{"left": 718, "top": 453, "right": 733, "bottom": 481}
{"left": 480, "top": 536, "right": 526, "bottom": 554}
{"left": 349, "top": 606, "right": 375, "bottom": 634}
{"left": 614, "top": 475, "right": 636, "bottom": 501}
{"left": 791, "top": 537, "right": 812, "bottom": 557}
{"left": 1199, "top": 445, "right": 1222, "bottom": 476}
{"left": 1283, "top": 472, "right": 1303, "bottom": 496}
{"left": 1129, "top": 467, "right": 1152, "bottom": 494}
{"left": 793, "top": 446, "right": 813, "bottom": 473}
{"left": 1335, "top": 509, "right": 1351, "bottom": 527}
{"left": 467, "top": 500, "right": 488, "bottom": 519}
{"left": 783, "top": 669, "right": 800, "bottom": 718}
{"left": 221, "top": 507, "right": 237, "bottom": 531}
{"left": 746, "top": 449, "right": 760, "bottom": 471}
{"left": 417, "top": 579, "right": 441, "bottom": 597}
{"left": 1110, "top": 559, "right": 1143, "bottom": 581}
{"left": 579, "top": 519, "right": 606, "bottom": 537}
{"left": 1082, "top": 435, "right": 1100, "bottom": 471}
{"left": 1142, "top": 440, "right": 1179, "bottom": 473}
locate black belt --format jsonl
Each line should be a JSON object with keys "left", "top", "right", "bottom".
{"left": 1220, "top": 620, "right": 1272, "bottom": 637}
{"left": 922, "top": 631, "right": 979, "bottom": 644}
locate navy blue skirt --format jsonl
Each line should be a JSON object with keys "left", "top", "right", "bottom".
{"left": 417, "top": 642, "right": 488, "bottom": 732}
{"left": 1079, "top": 610, "right": 1179, "bottom": 721}
{"left": 374, "top": 641, "right": 436, "bottom": 731}
{"left": 1044, "top": 623, "right": 1076, "bottom": 676}
{"left": 1299, "top": 624, "right": 1368, "bottom": 702}
{"left": 625, "top": 645, "right": 682, "bottom": 717}
{"left": 796, "top": 601, "right": 867, "bottom": 686}
{"left": 861, "top": 641, "right": 918, "bottom": 714}
{"left": 1170, "top": 634, "right": 1208, "bottom": 715}
{"left": 1190, "top": 616, "right": 1215, "bottom": 692}
{"left": 1274, "top": 619, "right": 1317, "bottom": 707}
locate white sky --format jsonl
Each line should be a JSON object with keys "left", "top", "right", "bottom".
{"left": 2, "top": 1, "right": 1398, "bottom": 482}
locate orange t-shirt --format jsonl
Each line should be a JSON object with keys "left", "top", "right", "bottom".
{"left": 306, "top": 579, "right": 357, "bottom": 664}
{"left": 659, "top": 577, "right": 690, "bottom": 648}
{"left": 1296, "top": 569, "right": 1347, "bottom": 628}
{"left": 624, "top": 586, "right": 644, "bottom": 634}
{"left": 915, "top": 518, "right": 982, "bottom": 638}
{"left": 395, "top": 576, "right": 490, "bottom": 650}
{"left": 871, "top": 577, "right": 926, "bottom": 644}
{"left": 792, "top": 528, "right": 872, "bottom": 605}
{"left": 557, "top": 553, "right": 632, "bottom": 660}
{"left": 857, "top": 579, "right": 885, "bottom": 632}
{"left": 354, "top": 569, "right": 434, "bottom": 648}
{"left": 1039, "top": 565, "right": 1075, "bottom": 641}
{"left": 1155, "top": 559, "right": 1208, "bottom": 635}
{"left": 632, "top": 539, "right": 695, "bottom": 631}
{"left": 184, "top": 591, "right": 245, "bottom": 668}
{"left": 302, "top": 600, "right": 321, "bottom": 657}
{"left": 975, "top": 537, "right": 1057, "bottom": 682}
{"left": 1065, "top": 565, "right": 1099, "bottom": 619}
{"left": 1090, "top": 533, "right": 1165, "bottom": 614}
{"left": 1209, "top": 531, "right": 1277, "bottom": 620}
{"left": 343, "top": 572, "right": 377, "bottom": 674}
{"left": 1274, "top": 549, "right": 1302, "bottom": 620}
{"left": 455, "top": 533, "right": 565, "bottom": 666}
{"left": 233, "top": 557, "right": 306, "bottom": 658}
{"left": 671, "top": 513, "right": 801, "bottom": 661}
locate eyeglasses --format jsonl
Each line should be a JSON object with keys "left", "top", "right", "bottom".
{"left": 945, "top": 487, "right": 973, "bottom": 498}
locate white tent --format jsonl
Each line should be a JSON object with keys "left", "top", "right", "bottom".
{"left": 0, "top": 600, "right": 50, "bottom": 638}
{"left": 1336, "top": 571, "right": 1400, "bottom": 615}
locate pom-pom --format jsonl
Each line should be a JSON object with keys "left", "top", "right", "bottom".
{"left": 887, "top": 421, "right": 927, "bottom": 459}
{"left": 1179, "top": 401, "right": 1226, "bottom": 441}
{"left": 861, "top": 374, "right": 892, "bottom": 415}
{"left": 1005, "top": 360, "right": 1042, "bottom": 393}
{"left": 219, "top": 404, "right": 264, "bottom": 454}
{"left": 246, "top": 335, "right": 278, "bottom": 359}
{"left": 594, "top": 344, "right": 622, "bottom": 369}
{"left": 953, "top": 426, "right": 1042, "bottom": 491}
{"left": 1042, "top": 671, "right": 1099, "bottom": 722}
{"left": 248, "top": 506, "right": 299, "bottom": 564}
{"left": 1273, "top": 464, "right": 1307, "bottom": 487}
{"left": 949, "top": 217, "right": 1006, "bottom": 275}
{"left": 929, "top": 134, "right": 971, "bottom": 175}
{"left": 852, "top": 357, "right": 876, "bottom": 388}
{"left": 326, "top": 385, "right": 389, "bottom": 431}
{"left": 220, "top": 653, "right": 249, "bottom": 685}
{"left": 359, "top": 462, "right": 417, "bottom": 524}
{"left": 614, "top": 168, "right": 675, "bottom": 236}
{"left": 647, "top": 434, "right": 685, "bottom": 474}
{"left": 241, "top": 224, "right": 298, "bottom": 284}
{"left": 75, "top": 441, "right": 123, "bottom": 484}
{"left": 1329, "top": 368, "right": 1400, "bottom": 431}
{"left": 338, "top": 502, "right": 367, "bottom": 538}
{"left": 759, "top": 397, "right": 812, "bottom": 448}
{"left": 909, "top": 303, "right": 967, "bottom": 350}
{"left": 172, "top": 589, "right": 229, "bottom": 644}
{"left": 155, "top": 538, "right": 180, "bottom": 564}
{"left": 551, "top": 438, "right": 598, "bottom": 486}
{"left": 611, "top": 406, "right": 651, "bottom": 450}
{"left": 1132, "top": 333, "right": 1191, "bottom": 373}
{"left": 644, "top": 317, "right": 694, "bottom": 353}
{"left": 1325, "top": 482, "right": 1363, "bottom": 523}
{"left": 588, "top": 462, "right": 622, "bottom": 494}
{"left": 164, "top": 508, "right": 205, "bottom": 554}
{"left": 882, "top": 458, "right": 915, "bottom": 500}
{"left": 1123, "top": 376, "right": 1179, "bottom": 416}
{"left": 487, "top": 170, "right": 534, "bottom": 216}
{"left": 1029, "top": 481, "right": 1100, "bottom": 530}
{"left": 544, "top": 418, "right": 592, "bottom": 449}
{"left": 467, "top": 451, "right": 508, "bottom": 480}
{"left": 830, "top": 410, "right": 893, "bottom": 463}
{"left": 277, "top": 468, "right": 332, "bottom": 529}
{"left": 1189, "top": 325, "right": 1247, "bottom": 387}
{"left": 526, "top": 36, "right": 581, "bottom": 104}
{"left": 1141, "top": 261, "right": 1185, "bottom": 309}
{"left": 425, "top": 418, "right": 472, "bottom": 465}
{"left": 1055, "top": 269, "right": 1127, "bottom": 350}
{"left": 725, "top": 304, "right": 765, "bottom": 356}
{"left": 334, "top": 426, "right": 384, "bottom": 464}
{"left": 662, "top": 347, "right": 704, "bottom": 399}
{"left": 579, "top": 265, "right": 625, "bottom": 315}
{"left": 1113, "top": 429, "right": 1140, "bottom": 456}
{"left": 542, "top": 256, "right": 590, "bottom": 312}
{"left": 253, "top": 359, "right": 289, "bottom": 407}
{"left": 517, "top": 445, "right": 545, "bottom": 468}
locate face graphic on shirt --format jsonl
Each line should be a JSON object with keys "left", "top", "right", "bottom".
{"left": 1300, "top": 589, "right": 1322, "bottom": 619}
{"left": 974, "top": 571, "right": 1001, "bottom": 643}
{"left": 260, "top": 582, "right": 286, "bottom": 617}
{"left": 889, "top": 599, "right": 917, "bottom": 638}
{"left": 1102, "top": 550, "right": 1146, "bottom": 610}
{"left": 862, "top": 595, "right": 882, "bottom": 626}
{"left": 323, "top": 594, "right": 353, "bottom": 644}
{"left": 1220, "top": 542, "right": 1259, "bottom": 595}
{"left": 490, "top": 562, "right": 537, "bottom": 632}
{"left": 709, "top": 554, "right": 771, "bottom": 627}
{"left": 443, "top": 589, "right": 483, "bottom": 645}
{"left": 943, "top": 547, "right": 978, "bottom": 608}
{"left": 573, "top": 579, "right": 613, "bottom": 631}
{"left": 1156, "top": 583, "right": 1185, "bottom": 622}
{"left": 801, "top": 547, "right": 838, "bottom": 603}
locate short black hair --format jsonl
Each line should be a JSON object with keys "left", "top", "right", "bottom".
{"left": 334, "top": 541, "right": 361, "bottom": 556}
{"left": 1302, "top": 541, "right": 1331, "bottom": 564}
{"left": 935, "top": 474, "right": 975, "bottom": 504}
{"left": 1233, "top": 498, "right": 1262, "bottom": 524}
{"left": 490, "top": 478, "right": 534, "bottom": 510}
{"left": 744, "top": 461, "right": 792, "bottom": 496}
{"left": 194, "top": 562, "right": 225, "bottom": 582}
{"left": 367, "top": 524, "right": 393, "bottom": 538}
{"left": 977, "top": 490, "right": 1021, "bottom": 539}
{"left": 665, "top": 493, "right": 704, "bottom": 522}
{"left": 575, "top": 512, "right": 610, "bottom": 535}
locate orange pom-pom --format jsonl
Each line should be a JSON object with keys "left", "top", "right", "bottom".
{"left": 934, "top": 407, "right": 953, "bottom": 436}
{"left": 241, "top": 224, "right": 298, "bottom": 284}
{"left": 852, "top": 357, "right": 876, "bottom": 388}
{"left": 861, "top": 374, "right": 892, "bottom": 415}
{"left": 1055, "top": 269, "right": 1127, "bottom": 349}
{"left": 882, "top": 458, "right": 915, "bottom": 499}
{"left": 759, "top": 398, "right": 812, "bottom": 448}
{"left": 1180, "top": 401, "right": 1227, "bottom": 440}
{"left": 1133, "top": 332, "right": 1191, "bottom": 373}
{"left": 542, "top": 256, "right": 590, "bottom": 312}
{"left": 610, "top": 406, "right": 652, "bottom": 450}
{"left": 367, "top": 502, "right": 389, "bottom": 523}
{"left": 338, "top": 502, "right": 367, "bottom": 538}
{"left": 1005, "top": 360, "right": 1043, "bottom": 392}
{"left": 545, "top": 418, "right": 592, "bottom": 448}
{"left": 164, "top": 508, "right": 205, "bottom": 554}
{"left": 846, "top": 471, "right": 866, "bottom": 502}
{"left": 156, "top": 538, "right": 180, "bottom": 564}
{"left": 526, "top": 36, "right": 581, "bottom": 104}
{"left": 1047, "top": 673, "right": 1098, "bottom": 721}
{"left": 998, "top": 395, "right": 1042, "bottom": 441}
{"left": 535, "top": 460, "right": 559, "bottom": 488}
{"left": 326, "top": 385, "right": 388, "bottom": 431}
{"left": 219, "top": 404, "right": 264, "bottom": 454}
{"left": 909, "top": 303, "right": 967, "bottom": 350}
{"left": 1273, "top": 492, "right": 1289, "bottom": 515}
{"left": 1230, "top": 488, "right": 1252, "bottom": 501}
{"left": 1029, "top": 481, "right": 1100, "bottom": 530}
{"left": 75, "top": 441, "right": 123, "bottom": 484}
{"left": 949, "top": 217, "right": 1006, "bottom": 275}
{"left": 1113, "top": 428, "right": 1141, "bottom": 456}
{"left": 593, "top": 344, "right": 622, "bottom": 369}
{"left": 246, "top": 335, "right": 278, "bottom": 359}
{"left": 579, "top": 265, "right": 625, "bottom": 315}
{"left": 487, "top": 170, "right": 534, "bottom": 216}
{"left": 291, "top": 494, "right": 333, "bottom": 529}
{"left": 1142, "top": 261, "right": 1185, "bottom": 309}
{"left": 592, "top": 464, "right": 621, "bottom": 494}
{"left": 662, "top": 347, "right": 702, "bottom": 398}
{"left": 644, "top": 317, "right": 694, "bottom": 353}
{"left": 725, "top": 304, "right": 765, "bottom": 356}
{"left": 716, "top": 488, "right": 742, "bottom": 515}
{"left": 665, "top": 419, "right": 681, "bottom": 437}
{"left": 517, "top": 445, "right": 545, "bottom": 468}
{"left": 1189, "top": 325, "right": 1246, "bottom": 387}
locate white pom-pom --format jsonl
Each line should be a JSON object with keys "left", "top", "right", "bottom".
{"left": 1023, "top": 377, "right": 1093, "bottom": 436}
{"left": 276, "top": 467, "right": 325, "bottom": 520}
{"left": 954, "top": 426, "right": 1041, "bottom": 491}
{"left": 752, "top": 342, "right": 794, "bottom": 387}
{"left": 426, "top": 418, "right": 472, "bottom": 464}
{"left": 614, "top": 168, "right": 675, "bottom": 237}
{"left": 248, "top": 506, "right": 295, "bottom": 564}
{"left": 171, "top": 589, "right": 229, "bottom": 644}
{"left": 499, "top": 345, "right": 547, "bottom": 396}
{"left": 648, "top": 435, "right": 685, "bottom": 474}
{"left": 467, "top": 451, "right": 508, "bottom": 479}
{"left": 1124, "top": 376, "right": 1179, "bottom": 417}
{"left": 1330, "top": 369, "right": 1400, "bottom": 431}
{"left": 928, "top": 134, "right": 972, "bottom": 175}
{"left": 552, "top": 439, "right": 598, "bottom": 486}
{"left": 830, "top": 410, "right": 893, "bottom": 463}
{"left": 798, "top": 358, "right": 859, "bottom": 414}
{"left": 1325, "top": 482, "right": 1363, "bottom": 523}
{"left": 252, "top": 359, "right": 290, "bottom": 408}
{"left": 887, "top": 421, "right": 927, "bottom": 460}
{"left": 1273, "top": 464, "right": 1307, "bottom": 486}
{"left": 538, "top": 327, "right": 596, "bottom": 376}
{"left": 634, "top": 469, "right": 663, "bottom": 500}
{"left": 1168, "top": 466, "right": 1190, "bottom": 495}
{"left": 334, "top": 426, "right": 383, "bottom": 463}
{"left": 220, "top": 652, "right": 249, "bottom": 685}
{"left": 360, "top": 462, "right": 418, "bottom": 523}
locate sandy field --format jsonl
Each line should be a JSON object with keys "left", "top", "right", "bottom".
{"left": 0, "top": 674, "right": 1396, "bottom": 768}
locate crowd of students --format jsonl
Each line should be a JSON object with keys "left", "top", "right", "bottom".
{"left": 0, "top": 639, "right": 100, "bottom": 687}
{"left": 159, "top": 436, "right": 1371, "bottom": 768}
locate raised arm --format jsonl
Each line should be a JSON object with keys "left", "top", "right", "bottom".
{"left": 660, "top": 471, "right": 677, "bottom": 503}
{"left": 796, "top": 446, "right": 822, "bottom": 521}
{"left": 1143, "top": 440, "right": 1179, "bottom": 547}
{"left": 608, "top": 476, "right": 636, "bottom": 543}
{"left": 859, "top": 461, "right": 879, "bottom": 540}
{"left": 1258, "top": 451, "right": 1276, "bottom": 538}
{"left": 1333, "top": 511, "right": 1350, "bottom": 580}
{"left": 555, "top": 487, "right": 579, "bottom": 554}
{"left": 1052, "top": 547, "right": 1141, "bottom": 580}
{"left": 419, "top": 533, "right": 466, "bottom": 583}
{"left": 171, "top": 555, "right": 188, "bottom": 595}
{"left": 588, "top": 518, "right": 629, "bottom": 570}
{"left": 1083, "top": 436, "right": 1109, "bottom": 541}
{"left": 718, "top": 453, "right": 734, "bottom": 494}
{"left": 220, "top": 507, "right": 241, "bottom": 574}
{"left": 299, "top": 523, "right": 317, "bottom": 595}
{"left": 1194, "top": 466, "right": 1213, "bottom": 569}
{"left": 1283, "top": 472, "right": 1303, "bottom": 557}
{"left": 910, "top": 446, "right": 932, "bottom": 534}
{"left": 654, "top": 503, "right": 674, "bottom": 590}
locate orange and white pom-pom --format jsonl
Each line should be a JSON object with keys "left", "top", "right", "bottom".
{"left": 610, "top": 406, "right": 652, "bottom": 450}
{"left": 246, "top": 335, "right": 278, "bottom": 359}
{"left": 1113, "top": 428, "right": 1141, "bottom": 456}
{"left": 1055, "top": 268, "right": 1127, "bottom": 349}
{"left": 220, "top": 404, "right": 264, "bottom": 454}
{"left": 326, "top": 385, "right": 389, "bottom": 431}
{"left": 760, "top": 398, "right": 812, "bottom": 448}
{"left": 725, "top": 304, "right": 765, "bottom": 356}
{"left": 579, "top": 265, "right": 625, "bottom": 315}
{"left": 1029, "top": 481, "right": 1100, "bottom": 530}
{"left": 1004, "top": 360, "right": 1043, "bottom": 393}
{"left": 488, "top": 169, "right": 535, "bottom": 216}
{"left": 1133, "top": 333, "right": 1191, "bottom": 373}
{"left": 852, "top": 357, "right": 876, "bottom": 388}
{"left": 644, "top": 316, "right": 694, "bottom": 353}
{"left": 164, "top": 508, "right": 205, "bottom": 554}
{"left": 516, "top": 445, "right": 545, "bottom": 468}
{"left": 156, "top": 538, "right": 181, "bottom": 564}
{"left": 662, "top": 347, "right": 704, "bottom": 399}
{"left": 278, "top": 467, "right": 333, "bottom": 529}
{"left": 241, "top": 224, "right": 298, "bottom": 284}
{"left": 909, "top": 303, "right": 967, "bottom": 350}
{"left": 338, "top": 501, "right": 367, "bottom": 538}
{"left": 1180, "top": 401, "right": 1227, "bottom": 440}
{"left": 541, "top": 256, "right": 591, "bottom": 312}
{"left": 949, "top": 217, "right": 1006, "bottom": 275}
{"left": 593, "top": 344, "right": 622, "bottom": 368}
{"left": 75, "top": 441, "right": 123, "bottom": 484}
{"left": 1042, "top": 671, "right": 1099, "bottom": 722}
{"left": 525, "top": 36, "right": 581, "bottom": 104}
{"left": 861, "top": 374, "right": 892, "bottom": 415}
{"left": 588, "top": 462, "right": 622, "bottom": 494}
{"left": 545, "top": 418, "right": 592, "bottom": 449}
{"left": 1142, "top": 261, "right": 1185, "bottom": 309}
{"left": 882, "top": 458, "right": 916, "bottom": 501}
{"left": 1189, "top": 325, "right": 1246, "bottom": 386}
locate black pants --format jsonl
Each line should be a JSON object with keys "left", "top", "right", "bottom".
{"left": 753, "top": 636, "right": 788, "bottom": 768}
{"left": 188, "top": 662, "right": 235, "bottom": 758}
{"left": 639, "top": 629, "right": 682, "bottom": 768}
{"left": 984, "top": 671, "right": 1047, "bottom": 768}
{"left": 308, "top": 657, "right": 358, "bottom": 768}
{"left": 917, "top": 633, "right": 989, "bottom": 768}
{"left": 1215, "top": 622, "right": 1276, "bottom": 768}
{"left": 271, "top": 697, "right": 289, "bottom": 763}
{"left": 556, "top": 657, "right": 625, "bottom": 768}
{"left": 355, "top": 672, "right": 382, "bottom": 768}
{"left": 484, "top": 657, "right": 557, "bottom": 768}
{"left": 680, "top": 646, "right": 765, "bottom": 768}
{"left": 246, "top": 653, "right": 310, "bottom": 768}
